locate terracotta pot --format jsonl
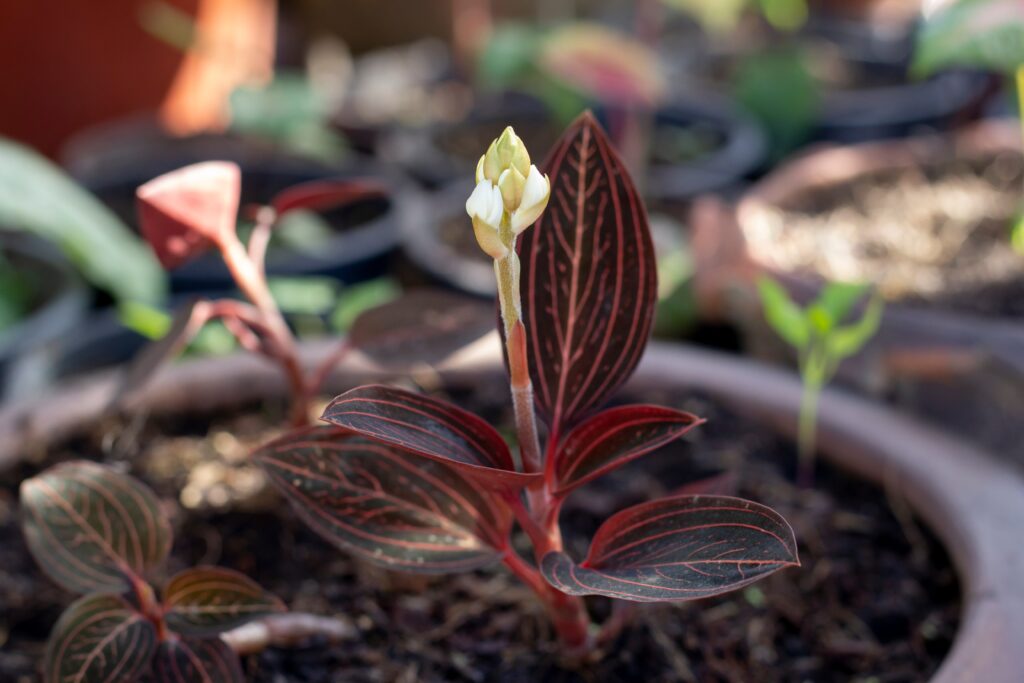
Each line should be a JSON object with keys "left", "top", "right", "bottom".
{"left": 704, "top": 118, "right": 1024, "bottom": 463}
{"left": 0, "top": 339, "right": 1021, "bottom": 680}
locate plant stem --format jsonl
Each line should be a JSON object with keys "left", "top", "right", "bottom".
{"left": 503, "top": 549, "right": 592, "bottom": 652}
{"left": 494, "top": 216, "right": 543, "bottom": 477}
{"left": 219, "top": 232, "right": 310, "bottom": 426}
{"left": 796, "top": 374, "right": 821, "bottom": 489}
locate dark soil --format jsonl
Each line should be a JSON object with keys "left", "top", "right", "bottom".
{"left": 743, "top": 151, "right": 1024, "bottom": 318}
{"left": 0, "top": 384, "right": 958, "bottom": 682}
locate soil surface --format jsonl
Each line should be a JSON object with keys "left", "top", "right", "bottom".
{"left": 743, "top": 150, "right": 1024, "bottom": 317}
{"left": 0, "top": 383, "right": 958, "bottom": 682}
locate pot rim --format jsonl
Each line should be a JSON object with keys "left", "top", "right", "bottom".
{"left": 1, "top": 339, "right": 1021, "bottom": 681}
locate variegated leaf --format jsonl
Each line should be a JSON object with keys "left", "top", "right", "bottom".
{"left": 163, "top": 566, "right": 285, "bottom": 636}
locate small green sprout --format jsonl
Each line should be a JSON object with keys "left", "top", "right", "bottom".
{"left": 757, "top": 278, "right": 884, "bottom": 486}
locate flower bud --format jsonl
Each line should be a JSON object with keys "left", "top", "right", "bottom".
{"left": 467, "top": 126, "right": 550, "bottom": 259}
{"left": 510, "top": 164, "right": 550, "bottom": 234}
{"left": 498, "top": 166, "right": 526, "bottom": 212}
{"left": 465, "top": 180, "right": 508, "bottom": 259}
{"left": 479, "top": 126, "right": 531, "bottom": 184}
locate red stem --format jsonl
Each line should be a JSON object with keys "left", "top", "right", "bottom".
{"left": 218, "top": 230, "right": 311, "bottom": 426}
{"left": 502, "top": 549, "right": 592, "bottom": 652}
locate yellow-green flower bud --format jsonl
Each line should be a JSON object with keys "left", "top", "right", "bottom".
{"left": 480, "top": 126, "right": 531, "bottom": 184}
{"left": 467, "top": 126, "right": 550, "bottom": 259}
{"left": 498, "top": 166, "right": 527, "bottom": 212}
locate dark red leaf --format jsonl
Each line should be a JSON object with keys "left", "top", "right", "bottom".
{"left": 348, "top": 289, "right": 495, "bottom": 369}
{"left": 271, "top": 178, "right": 388, "bottom": 216}
{"left": 518, "top": 111, "right": 657, "bottom": 438}
{"left": 20, "top": 461, "right": 172, "bottom": 594}
{"left": 255, "top": 427, "right": 513, "bottom": 573}
{"left": 163, "top": 566, "right": 285, "bottom": 636}
{"left": 541, "top": 495, "right": 798, "bottom": 602}
{"left": 152, "top": 636, "right": 243, "bottom": 683}
{"left": 321, "top": 385, "right": 538, "bottom": 490}
{"left": 45, "top": 593, "right": 157, "bottom": 683}
{"left": 552, "top": 405, "right": 704, "bottom": 495}
{"left": 136, "top": 161, "right": 241, "bottom": 269}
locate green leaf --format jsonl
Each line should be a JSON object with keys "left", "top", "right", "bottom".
{"left": 118, "top": 301, "right": 174, "bottom": 340}
{"left": 20, "top": 461, "right": 173, "bottom": 594}
{"left": 477, "top": 23, "right": 543, "bottom": 88}
{"left": 269, "top": 276, "right": 341, "bottom": 315}
{"left": 757, "top": 277, "right": 809, "bottom": 349}
{"left": 827, "top": 295, "right": 884, "bottom": 360}
{"left": 0, "top": 137, "right": 166, "bottom": 304}
{"left": 813, "top": 281, "right": 871, "bottom": 325}
{"left": 913, "top": 0, "right": 1024, "bottom": 76}
{"left": 45, "top": 593, "right": 157, "bottom": 683}
{"left": 163, "top": 566, "right": 285, "bottom": 636}
{"left": 330, "top": 278, "right": 401, "bottom": 332}
{"left": 734, "top": 49, "right": 819, "bottom": 161}
{"left": 1012, "top": 212, "right": 1024, "bottom": 255}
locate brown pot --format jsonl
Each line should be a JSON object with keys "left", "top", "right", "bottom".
{"left": 695, "top": 119, "right": 1024, "bottom": 464}
{"left": 0, "top": 339, "right": 1022, "bottom": 680}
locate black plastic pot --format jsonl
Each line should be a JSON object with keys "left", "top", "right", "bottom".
{"left": 398, "top": 181, "right": 493, "bottom": 297}
{"left": 382, "top": 92, "right": 561, "bottom": 189}
{"left": 661, "top": 15, "right": 993, "bottom": 146}
{"left": 62, "top": 119, "right": 405, "bottom": 294}
{"left": 386, "top": 91, "right": 766, "bottom": 206}
{"left": 644, "top": 97, "right": 766, "bottom": 208}
{"left": 0, "top": 232, "right": 89, "bottom": 400}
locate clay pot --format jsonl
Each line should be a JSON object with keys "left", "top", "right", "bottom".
{"left": 701, "top": 118, "right": 1024, "bottom": 465}
{"left": 0, "top": 340, "right": 1021, "bottom": 680}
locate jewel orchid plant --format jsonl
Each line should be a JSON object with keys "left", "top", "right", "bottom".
{"left": 20, "top": 461, "right": 284, "bottom": 682}
{"left": 254, "top": 114, "right": 798, "bottom": 655}
{"left": 132, "top": 163, "right": 384, "bottom": 425}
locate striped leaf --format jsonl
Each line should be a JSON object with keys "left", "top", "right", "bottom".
{"left": 44, "top": 593, "right": 157, "bottom": 683}
{"left": 256, "top": 427, "right": 514, "bottom": 574}
{"left": 541, "top": 495, "right": 798, "bottom": 602}
{"left": 552, "top": 405, "right": 705, "bottom": 495}
{"left": 164, "top": 566, "right": 285, "bottom": 636}
{"left": 322, "top": 385, "right": 538, "bottom": 490}
{"left": 518, "top": 111, "right": 657, "bottom": 438}
{"left": 271, "top": 178, "right": 387, "bottom": 215}
{"left": 20, "top": 461, "right": 172, "bottom": 594}
{"left": 152, "top": 636, "right": 244, "bottom": 683}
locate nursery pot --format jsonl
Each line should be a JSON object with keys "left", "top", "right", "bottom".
{"left": 62, "top": 120, "right": 404, "bottom": 293}
{"left": 0, "top": 232, "right": 89, "bottom": 400}
{"left": 663, "top": 15, "right": 993, "bottom": 146}
{"left": 0, "top": 340, "right": 1021, "bottom": 680}
{"left": 715, "top": 117, "right": 1024, "bottom": 466}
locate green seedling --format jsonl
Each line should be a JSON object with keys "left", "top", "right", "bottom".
{"left": 758, "top": 278, "right": 883, "bottom": 486}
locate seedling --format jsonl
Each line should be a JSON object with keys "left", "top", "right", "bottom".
{"left": 914, "top": 0, "right": 1024, "bottom": 253}
{"left": 132, "top": 163, "right": 386, "bottom": 425}
{"left": 255, "top": 115, "right": 798, "bottom": 655}
{"left": 758, "top": 278, "right": 883, "bottom": 486}
{"left": 20, "top": 461, "right": 284, "bottom": 683}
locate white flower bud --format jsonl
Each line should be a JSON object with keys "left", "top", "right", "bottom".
{"left": 510, "top": 165, "right": 550, "bottom": 234}
{"left": 465, "top": 180, "right": 508, "bottom": 259}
